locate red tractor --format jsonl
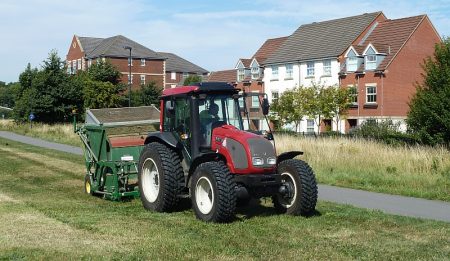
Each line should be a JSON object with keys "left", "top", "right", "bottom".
{"left": 138, "top": 82, "right": 317, "bottom": 222}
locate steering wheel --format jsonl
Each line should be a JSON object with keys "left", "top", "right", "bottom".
{"left": 211, "top": 120, "right": 226, "bottom": 130}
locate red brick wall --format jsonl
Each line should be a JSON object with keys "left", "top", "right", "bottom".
{"left": 105, "top": 58, "right": 165, "bottom": 90}
{"left": 342, "top": 17, "right": 441, "bottom": 121}
{"left": 66, "top": 36, "right": 85, "bottom": 70}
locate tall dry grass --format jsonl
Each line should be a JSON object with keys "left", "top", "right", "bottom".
{"left": 275, "top": 135, "right": 450, "bottom": 201}
{"left": 0, "top": 120, "right": 80, "bottom": 146}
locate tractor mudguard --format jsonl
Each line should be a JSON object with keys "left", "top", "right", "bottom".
{"left": 144, "top": 132, "right": 179, "bottom": 149}
{"left": 188, "top": 152, "right": 227, "bottom": 182}
{"left": 277, "top": 151, "right": 303, "bottom": 164}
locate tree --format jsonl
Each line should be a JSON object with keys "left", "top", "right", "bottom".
{"left": 183, "top": 75, "right": 202, "bottom": 86}
{"left": 87, "top": 60, "right": 122, "bottom": 85}
{"left": 130, "top": 82, "right": 163, "bottom": 107}
{"left": 271, "top": 87, "right": 308, "bottom": 131}
{"left": 83, "top": 79, "right": 123, "bottom": 109}
{"left": 0, "top": 82, "right": 18, "bottom": 108}
{"left": 407, "top": 38, "right": 450, "bottom": 146}
{"left": 13, "top": 51, "right": 83, "bottom": 122}
{"left": 331, "top": 86, "right": 352, "bottom": 133}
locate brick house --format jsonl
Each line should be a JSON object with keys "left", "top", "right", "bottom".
{"left": 207, "top": 37, "right": 288, "bottom": 130}
{"left": 158, "top": 52, "right": 208, "bottom": 89}
{"left": 263, "top": 12, "right": 386, "bottom": 133}
{"left": 66, "top": 35, "right": 166, "bottom": 90}
{"left": 339, "top": 15, "right": 441, "bottom": 132}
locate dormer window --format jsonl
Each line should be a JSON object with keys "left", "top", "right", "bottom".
{"left": 238, "top": 69, "right": 245, "bottom": 81}
{"left": 363, "top": 45, "right": 378, "bottom": 71}
{"left": 366, "top": 55, "right": 377, "bottom": 70}
{"left": 251, "top": 66, "right": 259, "bottom": 80}
{"left": 347, "top": 57, "right": 358, "bottom": 72}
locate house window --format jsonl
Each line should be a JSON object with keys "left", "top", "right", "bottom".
{"left": 73, "top": 60, "right": 77, "bottom": 73}
{"left": 349, "top": 86, "right": 358, "bottom": 104}
{"left": 77, "top": 59, "right": 82, "bottom": 70}
{"left": 88, "top": 59, "right": 92, "bottom": 68}
{"left": 323, "top": 60, "right": 331, "bottom": 76}
{"left": 238, "top": 69, "right": 245, "bottom": 82}
{"left": 307, "top": 119, "right": 315, "bottom": 133}
{"left": 128, "top": 74, "right": 133, "bottom": 84}
{"left": 251, "top": 66, "right": 259, "bottom": 80}
{"left": 171, "top": 84, "right": 176, "bottom": 88}
{"left": 272, "top": 91, "right": 279, "bottom": 104}
{"left": 285, "top": 64, "right": 293, "bottom": 79}
{"left": 141, "top": 58, "right": 146, "bottom": 66}
{"left": 67, "top": 61, "right": 72, "bottom": 74}
{"left": 171, "top": 72, "right": 176, "bottom": 80}
{"left": 251, "top": 92, "right": 260, "bottom": 108}
{"left": 347, "top": 57, "right": 357, "bottom": 71}
{"left": 366, "top": 85, "right": 377, "bottom": 103}
{"left": 271, "top": 66, "right": 278, "bottom": 80}
{"left": 307, "top": 62, "right": 315, "bottom": 76}
{"left": 140, "top": 75, "right": 145, "bottom": 85}
{"left": 128, "top": 57, "right": 133, "bottom": 66}
{"left": 183, "top": 72, "right": 189, "bottom": 79}
{"left": 366, "top": 55, "right": 377, "bottom": 70}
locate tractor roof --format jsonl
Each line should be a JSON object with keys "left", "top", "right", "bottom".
{"left": 162, "top": 82, "right": 237, "bottom": 97}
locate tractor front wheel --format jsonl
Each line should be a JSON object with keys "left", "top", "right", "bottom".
{"left": 273, "top": 159, "right": 318, "bottom": 215}
{"left": 191, "top": 162, "right": 236, "bottom": 222}
{"left": 138, "top": 142, "right": 184, "bottom": 212}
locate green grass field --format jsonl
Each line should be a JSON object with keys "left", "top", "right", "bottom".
{"left": 0, "top": 138, "right": 449, "bottom": 260}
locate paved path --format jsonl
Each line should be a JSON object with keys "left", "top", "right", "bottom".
{"left": 1, "top": 131, "right": 450, "bottom": 223}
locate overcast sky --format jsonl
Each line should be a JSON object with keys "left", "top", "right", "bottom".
{"left": 1, "top": 0, "right": 449, "bottom": 83}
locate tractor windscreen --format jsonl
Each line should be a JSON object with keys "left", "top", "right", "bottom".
{"left": 198, "top": 94, "right": 243, "bottom": 130}
{"left": 238, "top": 92, "right": 271, "bottom": 136}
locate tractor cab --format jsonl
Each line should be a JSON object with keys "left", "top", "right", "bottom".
{"left": 158, "top": 82, "right": 272, "bottom": 160}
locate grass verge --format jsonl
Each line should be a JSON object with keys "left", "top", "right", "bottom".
{"left": 276, "top": 135, "right": 450, "bottom": 201}
{"left": 0, "top": 119, "right": 80, "bottom": 146}
{"left": 0, "top": 138, "right": 449, "bottom": 260}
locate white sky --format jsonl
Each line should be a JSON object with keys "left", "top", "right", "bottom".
{"left": 0, "top": 0, "right": 449, "bottom": 83}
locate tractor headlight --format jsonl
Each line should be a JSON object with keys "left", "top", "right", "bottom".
{"left": 252, "top": 157, "right": 264, "bottom": 166}
{"left": 267, "top": 157, "right": 276, "bottom": 165}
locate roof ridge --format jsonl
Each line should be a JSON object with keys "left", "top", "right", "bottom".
{"left": 381, "top": 14, "right": 426, "bottom": 23}
{"left": 302, "top": 11, "right": 382, "bottom": 27}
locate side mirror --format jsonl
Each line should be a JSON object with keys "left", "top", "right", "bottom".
{"left": 262, "top": 98, "right": 270, "bottom": 115}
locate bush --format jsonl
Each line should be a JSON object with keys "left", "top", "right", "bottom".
{"left": 350, "top": 119, "right": 420, "bottom": 146}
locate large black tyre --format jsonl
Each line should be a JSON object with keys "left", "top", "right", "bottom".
{"left": 138, "top": 142, "right": 184, "bottom": 212}
{"left": 191, "top": 161, "right": 236, "bottom": 222}
{"left": 272, "top": 159, "right": 318, "bottom": 215}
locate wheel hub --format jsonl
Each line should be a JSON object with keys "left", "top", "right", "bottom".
{"left": 195, "top": 177, "right": 214, "bottom": 215}
{"left": 142, "top": 158, "right": 160, "bottom": 203}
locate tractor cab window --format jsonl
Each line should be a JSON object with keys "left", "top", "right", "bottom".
{"left": 163, "top": 98, "right": 191, "bottom": 150}
{"left": 198, "top": 95, "right": 242, "bottom": 147}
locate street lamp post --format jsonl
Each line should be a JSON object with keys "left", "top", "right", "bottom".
{"left": 124, "top": 46, "right": 132, "bottom": 107}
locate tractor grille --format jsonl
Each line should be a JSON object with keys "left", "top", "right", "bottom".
{"left": 248, "top": 138, "right": 276, "bottom": 168}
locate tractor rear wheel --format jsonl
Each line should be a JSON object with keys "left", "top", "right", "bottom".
{"left": 191, "top": 162, "right": 236, "bottom": 222}
{"left": 273, "top": 159, "right": 318, "bottom": 215}
{"left": 138, "top": 142, "right": 184, "bottom": 212}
